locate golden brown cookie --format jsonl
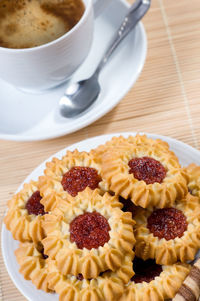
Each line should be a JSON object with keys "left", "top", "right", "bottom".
{"left": 4, "top": 181, "right": 47, "bottom": 243}
{"left": 119, "top": 257, "right": 190, "bottom": 301}
{"left": 42, "top": 188, "right": 135, "bottom": 279}
{"left": 47, "top": 255, "right": 134, "bottom": 301}
{"left": 39, "top": 150, "right": 108, "bottom": 211}
{"left": 15, "top": 242, "right": 53, "bottom": 292}
{"left": 91, "top": 134, "right": 173, "bottom": 163}
{"left": 134, "top": 193, "right": 200, "bottom": 264}
{"left": 101, "top": 135, "right": 188, "bottom": 208}
{"left": 186, "top": 163, "right": 200, "bottom": 198}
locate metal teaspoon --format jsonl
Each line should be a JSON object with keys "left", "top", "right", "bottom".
{"left": 59, "top": 0, "right": 151, "bottom": 118}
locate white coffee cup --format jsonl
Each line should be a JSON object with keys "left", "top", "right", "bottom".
{"left": 0, "top": 0, "right": 112, "bottom": 92}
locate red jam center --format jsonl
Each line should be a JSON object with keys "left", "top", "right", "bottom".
{"left": 70, "top": 212, "right": 110, "bottom": 250}
{"left": 131, "top": 257, "right": 162, "bottom": 283}
{"left": 128, "top": 156, "right": 166, "bottom": 184}
{"left": 147, "top": 208, "right": 188, "bottom": 240}
{"left": 25, "top": 191, "right": 46, "bottom": 216}
{"left": 61, "top": 166, "right": 102, "bottom": 197}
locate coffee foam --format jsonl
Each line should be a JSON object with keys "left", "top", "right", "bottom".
{"left": 0, "top": 0, "right": 85, "bottom": 49}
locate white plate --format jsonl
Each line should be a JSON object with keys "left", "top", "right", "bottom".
{"left": 0, "top": 0, "right": 147, "bottom": 142}
{"left": 2, "top": 132, "right": 200, "bottom": 301}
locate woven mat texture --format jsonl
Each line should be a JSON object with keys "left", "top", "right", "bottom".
{"left": 1, "top": 0, "right": 200, "bottom": 299}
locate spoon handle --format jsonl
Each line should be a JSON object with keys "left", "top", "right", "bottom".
{"left": 95, "top": 0, "right": 151, "bottom": 75}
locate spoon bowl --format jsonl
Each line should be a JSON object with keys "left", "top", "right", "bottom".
{"left": 60, "top": 75, "right": 100, "bottom": 118}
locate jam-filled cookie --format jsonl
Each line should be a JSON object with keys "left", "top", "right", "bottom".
{"left": 4, "top": 181, "right": 47, "bottom": 243}
{"left": 185, "top": 163, "right": 200, "bottom": 198}
{"left": 42, "top": 188, "right": 135, "bottom": 279}
{"left": 15, "top": 242, "right": 53, "bottom": 292}
{"left": 134, "top": 193, "right": 200, "bottom": 264}
{"left": 39, "top": 150, "right": 108, "bottom": 211}
{"left": 91, "top": 134, "right": 173, "bottom": 163}
{"left": 46, "top": 255, "right": 134, "bottom": 301}
{"left": 101, "top": 136, "right": 188, "bottom": 208}
{"left": 119, "top": 257, "right": 190, "bottom": 301}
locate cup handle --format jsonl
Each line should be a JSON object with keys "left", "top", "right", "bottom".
{"left": 93, "top": 0, "right": 112, "bottom": 18}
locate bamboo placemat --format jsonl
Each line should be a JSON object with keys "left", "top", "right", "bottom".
{"left": 1, "top": 0, "right": 200, "bottom": 300}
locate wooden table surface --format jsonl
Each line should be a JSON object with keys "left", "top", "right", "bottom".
{"left": 1, "top": 0, "right": 200, "bottom": 300}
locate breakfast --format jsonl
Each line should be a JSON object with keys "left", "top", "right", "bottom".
{"left": 4, "top": 134, "right": 200, "bottom": 300}
{"left": 0, "top": 0, "right": 85, "bottom": 49}
{"left": 0, "top": 0, "right": 198, "bottom": 300}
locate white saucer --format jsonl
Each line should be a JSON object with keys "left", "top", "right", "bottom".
{"left": 0, "top": 0, "right": 147, "bottom": 142}
{"left": 2, "top": 132, "right": 200, "bottom": 301}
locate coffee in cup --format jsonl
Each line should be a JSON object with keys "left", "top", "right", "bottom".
{"left": 0, "top": 0, "right": 112, "bottom": 91}
{"left": 0, "top": 0, "right": 85, "bottom": 49}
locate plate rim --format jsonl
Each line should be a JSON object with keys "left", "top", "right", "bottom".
{"left": 2, "top": 131, "right": 200, "bottom": 300}
{"left": 0, "top": 0, "right": 147, "bottom": 142}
